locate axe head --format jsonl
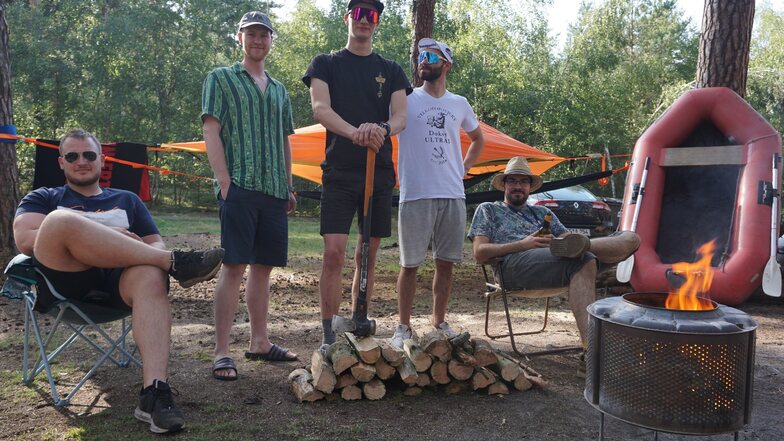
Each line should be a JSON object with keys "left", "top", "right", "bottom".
{"left": 331, "top": 314, "right": 376, "bottom": 337}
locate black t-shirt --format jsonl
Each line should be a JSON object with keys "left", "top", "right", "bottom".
{"left": 303, "top": 48, "right": 411, "bottom": 174}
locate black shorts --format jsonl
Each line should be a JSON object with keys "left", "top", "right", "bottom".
{"left": 218, "top": 183, "right": 288, "bottom": 266}
{"left": 320, "top": 166, "right": 395, "bottom": 237}
{"left": 32, "top": 257, "right": 130, "bottom": 313}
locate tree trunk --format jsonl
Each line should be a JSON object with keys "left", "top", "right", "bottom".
{"left": 410, "top": 0, "right": 436, "bottom": 87}
{"left": 0, "top": 1, "right": 19, "bottom": 267}
{"left": 695, "top": 0, "right": 755, "bottom": 97}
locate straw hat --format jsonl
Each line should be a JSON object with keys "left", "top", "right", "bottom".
{"left": 491, "top": 156, "right": 543, "bottom": 192}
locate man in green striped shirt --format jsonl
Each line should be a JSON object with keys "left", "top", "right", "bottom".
{"left": 201, "top": 11, "right": 298, "bottom": 381}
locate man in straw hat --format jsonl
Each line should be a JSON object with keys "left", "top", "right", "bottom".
{"left": 468, "top": 156, "right": 639, "bottom": 348}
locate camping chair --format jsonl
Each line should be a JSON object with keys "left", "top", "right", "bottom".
{"left": 2, "top": 254, "right": 140, "bottom": 407}
{"left": 482, "top": 258, "right": 582, "bottom": 357}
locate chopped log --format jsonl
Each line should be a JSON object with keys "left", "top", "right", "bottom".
{"left": 374, "top": 358, "right": 396, "bottom": 380}
{"left": 421, "top": 330, "right": 451, "bottom": 362}
{"left": 514, "top": 374, "right": 533, "bottom": 391}
{"left": 471, "top": 338, "right": 497, "bottom": 367}
{"left": 452, "top": 346, "right": 478, "bottom": 367}
{"left": 350, "top": 361, "right": 377, "bottom": 382}
{"left": 447, "top": 359, "right": 473, "bottom": 381}
{"left": 325, "top": 392, "right": 340, "bottom": 401}
{"left": 522, "top": 370, "right": 549, "bottom": 389}
{"left": 345, "top": 332, "right": 381, "bottom": 364}
{"left": 488, "top": 381, "right": 510, "bottom": 395}
{"left": 403, "top": 386, "right": 423, "bottom": 397}
{"left": 335, "top": 372, "right": 358, "bottom": 389}
{"left": 492, "top": 352, "right": 522, "bottom": 382}
{"left": 310, "top": 350, "right": 337, "bottom": 394}
{"left": 396, "top": 357, "right": 419, "bottom": 385}
{"left": 403, "top": 339, "right": 433, "bottom": 372}
{"left": 416, "top": 372, "right": 431, "bottom": 387}
{"left": 288, "top": 369, "right": 325, "bottom": 402}
{"left": 448, "top": 331, "right": 471, "bottom": 347}
{"left": 362, "top": 378, "right": 386, "bottom": 400}
{"left": 340, "top": 384, "right": 362, "bottom": 400}
{"left": 471, "top": 367, "right": 497, "bottom": 390}
{"left": 377, "top": 339, "right": 405, "bottom": 366}
{"left": 328, "top": 341, "right": 359, "bottom": 375}
{"left": 429, "top": 360, "right": 450, "bottom": 385}
{"left": 444, "top": 380, "right": 469, "bottom": 395}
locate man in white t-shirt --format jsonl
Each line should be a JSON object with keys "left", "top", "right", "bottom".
{"left": 392, "top": 38, "right": 485, "bottom": 347}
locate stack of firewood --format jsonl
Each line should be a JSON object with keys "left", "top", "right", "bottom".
{"left": 288, "top": 331, "right": 546, "bottom": 402}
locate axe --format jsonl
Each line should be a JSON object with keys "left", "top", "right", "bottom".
{"left": 332, "top": 148, "right": 377, "bottom": 337}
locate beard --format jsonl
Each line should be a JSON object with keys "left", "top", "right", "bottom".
{"left": 506, "top": 191, "right": 528, "bottom": 207}
{"left": 65, "top": 170, "right": 101, "bottom": 187}
{"left": 420, "top": 66, "right": 442, "bottom": 82}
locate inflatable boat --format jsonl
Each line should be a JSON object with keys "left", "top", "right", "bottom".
{"left": 620, "top": 87, "right": 782, "bottom": 305}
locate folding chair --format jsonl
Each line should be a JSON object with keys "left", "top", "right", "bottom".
{"left": 2, "top": 254, "right": 140, "bottom": 407}
{"left": 482, "top": 258, "right": 582, "bottom": 357}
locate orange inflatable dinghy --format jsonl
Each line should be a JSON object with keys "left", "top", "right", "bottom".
{"left": 620, "top": 87, "right": 782, "bottom": 305}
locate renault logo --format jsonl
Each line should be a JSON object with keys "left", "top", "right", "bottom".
{"left": 573, "top": 202, "right": 579, "bottom": 209}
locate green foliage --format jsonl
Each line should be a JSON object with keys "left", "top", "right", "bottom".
{"left": 7, "top": 0, "right": 784, "bottom": 205}
{"left": 747, "top": 6, "right": 784, "bottom": 135}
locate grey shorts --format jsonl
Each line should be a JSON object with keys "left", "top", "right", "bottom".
{"left": 498, "top": 248, "right": 595, "bottom": 290}
{"left": 398, "top": 198, "right": 466, "bottom": 267}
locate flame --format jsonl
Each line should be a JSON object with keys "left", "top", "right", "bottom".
{"left": 664, "top": 240, "right": 716, "bottom": 310}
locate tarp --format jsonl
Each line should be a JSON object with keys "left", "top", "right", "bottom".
{"left": 162, "top": 121, "right": 564, "bottom": 184}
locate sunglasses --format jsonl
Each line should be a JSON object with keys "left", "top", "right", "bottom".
{"left": 418, "top": 51, "right": 447, "bottom": 65}
{"left": 62, "top": 151, "right": 99, "bottom": 163}
{"left": 350, "top": 6, "right": 379, "bottom": 24}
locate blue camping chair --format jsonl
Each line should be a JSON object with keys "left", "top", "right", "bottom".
{"left": 2, "top": 254, "right": 140, "bottom": 407}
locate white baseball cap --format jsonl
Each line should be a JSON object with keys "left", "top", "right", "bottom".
{"left": 417, "top": 38, "right": 453, "bottom": 64}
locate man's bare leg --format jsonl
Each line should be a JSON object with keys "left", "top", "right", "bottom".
{"left": 212, "top": 263, "right": 246, "bottom": 379}
{"left": 119, "top": 265, "right": 171, "bottom": 387}
{"left": 246, "top": 264, "right": 295, "bottom": 358}
{"left": 320, "top": 234, "right": 349, "bottom": 345}
{"left": 568, "top": 259, "right": 597, "bottom": 346}
{"left": 34, "top": 210, "right": 171, "bottom": 272}
{"left": 397, "top": 266, "right": 418, "bottom": 326}
{"left": 432, "top": 259, "right": 454, "bottom": 327}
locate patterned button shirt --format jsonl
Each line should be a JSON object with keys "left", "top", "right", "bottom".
{"left": 468, "top": 201, "right": 567, "bottom": 243}
{"left": 201, "top": 62, "right": 294, "bottom": 199}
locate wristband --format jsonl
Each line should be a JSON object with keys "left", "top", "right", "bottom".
{"left": 377, "top": 121, "right": 391, "bottom": 137}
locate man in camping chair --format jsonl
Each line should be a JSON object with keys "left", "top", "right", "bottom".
{"left": 468, "top": 156, "right": 640, "bottom": 350}
{"left": 12, "top": 129, "right": 225, "bottom": 434}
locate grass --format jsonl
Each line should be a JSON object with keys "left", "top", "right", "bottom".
{"left": 150, "top": 210, "right": 402, "bottom": 259}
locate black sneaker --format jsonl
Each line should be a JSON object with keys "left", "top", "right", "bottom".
{"left": 169, "top": 248, "right": 224, "bottom": 288}
{"left": 134, "top": 379, "right": 185, "bottom": 434}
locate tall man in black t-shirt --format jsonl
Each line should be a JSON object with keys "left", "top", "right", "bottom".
{"left": 303, "top": 0, "right": 410, "bottom": 351}
{"left": 13, "top": 129, "right": 224, "bottom": 434}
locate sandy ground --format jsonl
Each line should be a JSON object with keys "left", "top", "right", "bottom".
{"left": 0, "top": 232, "right": 782, "bottom": 440}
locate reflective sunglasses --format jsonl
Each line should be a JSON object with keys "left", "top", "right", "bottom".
{"left": 62, "top": 151, "right": 99, "bottom": 163}
{"left": 350, "top": 6, "right": 379, "bottom": 24}
{"left": 418, "top": 51, "right": 446, "bottom": 65}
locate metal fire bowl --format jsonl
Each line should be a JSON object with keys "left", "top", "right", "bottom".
{"left": 584, "top": 292, "right": 758, "bottom": 435}
{"left": 590, "top": 292, "right": 758, "bottom": 334}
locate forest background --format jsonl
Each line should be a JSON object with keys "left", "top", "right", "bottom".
{"left": 7, "top": 0, "right": 784, "bottom": 210}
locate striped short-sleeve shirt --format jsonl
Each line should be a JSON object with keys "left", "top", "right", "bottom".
{"left": 201, "top": 62, "right": 294, "bottom": 199}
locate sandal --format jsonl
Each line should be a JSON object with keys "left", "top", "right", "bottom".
{"left": 212, "top": 356, "right": 238, "bottom": 381}
{"left": 245, "top": 344, "right": 298, "bottom": 362}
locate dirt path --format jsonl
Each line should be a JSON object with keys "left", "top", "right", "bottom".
{"left": 0, "top": 232, "right": 782, "bottom": 440}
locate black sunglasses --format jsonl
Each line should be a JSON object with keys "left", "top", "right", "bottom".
{"left": 62, "top": 151, "right": 99, "bottom": 163}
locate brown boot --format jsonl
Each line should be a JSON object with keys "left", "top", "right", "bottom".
{"left": 550, "top": 233, "right": 591, "bottom": 258}
{"left": 589, "top": 231, "right": 641, "bottom": 264}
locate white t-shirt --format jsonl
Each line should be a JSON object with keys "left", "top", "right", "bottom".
{"left": 397, "top": 87, "right": 480, "bottom": 202}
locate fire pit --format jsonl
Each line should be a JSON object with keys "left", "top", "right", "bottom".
{"left": 584, "top": 292, "right": 757, "bottom": 439}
